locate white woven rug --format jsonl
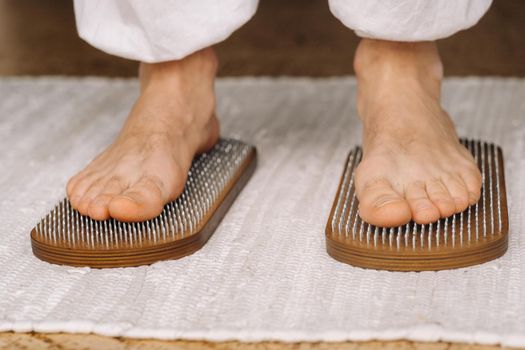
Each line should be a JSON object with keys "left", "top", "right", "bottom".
{"left": 0, "top": 77, "right": 524, "bottom": 347}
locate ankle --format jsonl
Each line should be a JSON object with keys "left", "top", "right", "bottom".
{"left": 354, "top": 39, "right": 443, "bottom": 80}
{"left": 138, "top": 48, "right": 218, "bottom": 91}
{"left": 354, "top": 39, "right": 444, "bottom": 118}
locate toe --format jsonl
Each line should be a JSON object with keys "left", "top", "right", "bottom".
{"left": 68, "top": 174, "right": 97, "bottom": 210}
{"left": 87, "top": 177, "right": 126, "bottom": 220}
{"left": 460, "top": 169, "right": 482, "bottom": 205}
{"left": 87, "top": 195, "right": 113, "bottom": 220}
{"left": 66, "top": 172, "right": 84, "bottom": 198}
{"left": 405, "top": 181, "right": 441, "bottom": 224}
{"left": 109, "top": 176, "right": 166, "bottom": 222}
{"left": 76, "top": 178, "right": 106, "bottom": 216}
{"left": 425, "top": 179, "right": 456, "bottom": 218}
{"left": 357, "top": 179, "right": 412, "bottom": 227}
{"left": 442, "top": 174, "right": 470, "bottom": 212}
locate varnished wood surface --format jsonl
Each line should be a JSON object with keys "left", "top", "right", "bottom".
{"left": 0, "top": 332, "right": 520, "bottom": 350}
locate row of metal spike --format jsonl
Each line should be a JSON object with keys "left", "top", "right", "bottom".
{"left": 330, "top": 139, "right": 504, "bottom": 249}
{"left": 34, "top": 139, "right": 252, "bottom": 249}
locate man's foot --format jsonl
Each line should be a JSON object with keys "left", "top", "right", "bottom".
{"left": 67, "top": 48, "right": 220, "bottom": 222}
{"left": 353, "top": 39, "right": 482, "bottom": 227}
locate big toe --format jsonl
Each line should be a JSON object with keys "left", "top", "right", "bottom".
{"left": 108, "top": 176, "right": 167, "bottom": 222}
{"left": 357, "top": 179, "right": 412, "bottom": 227}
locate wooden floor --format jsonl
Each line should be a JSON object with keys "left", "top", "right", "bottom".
{"left": 0, "top": 0, "right": 524, "bottom": 77}
{"left": 1, "top": 0, "right": 524, "bottom": 349}
{"left": 0, "top": 332, "right": 515, "bottom": 350}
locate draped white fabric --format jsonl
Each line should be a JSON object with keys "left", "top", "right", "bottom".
{"left": 74, "top": 0, "right": 492, "bottom": 62}
{"left": 73, "top": 0, "right": 259, "bottom": 62}
{"left": 0, "top": 77, "right": 524, "bottom": 347}
{"left": 329, "top": 0, "right": 492, "bottom": 42}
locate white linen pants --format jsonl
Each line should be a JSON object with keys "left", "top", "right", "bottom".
{"left": 74, "top": 0, "right": 492, "bottom": 63}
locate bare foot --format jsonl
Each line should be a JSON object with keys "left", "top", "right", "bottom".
{"left": 67, "top": 48, "right": 220, "bottom": 222}
{"left": 353, "top": 39, "right": 482, "bottom": 227}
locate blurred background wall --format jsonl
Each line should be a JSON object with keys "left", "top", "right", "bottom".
{"left": 0, "top": 0, "right": 523, "bottom": 77}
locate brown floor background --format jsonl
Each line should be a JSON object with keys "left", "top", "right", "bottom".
{"left": 0, "top": 0, "right": 524, "bottom": 77}
{"left": 0, "top": 1, "right": 524, "bottom": 349}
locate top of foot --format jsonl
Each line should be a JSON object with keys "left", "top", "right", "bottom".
{"left": 353, "top": 40, "right": 482, "bottom": 227}
{"left": 66, "top": 48, "right": 220, "bottom": 222}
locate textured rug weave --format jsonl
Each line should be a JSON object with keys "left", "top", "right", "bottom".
{"left": 0, "top": 77, "right": 524, "bottom": 347}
